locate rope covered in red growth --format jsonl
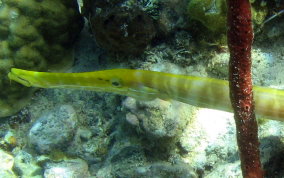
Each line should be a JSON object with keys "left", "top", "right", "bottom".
{"left": 226, "top": 0, "right": 264, "bottom": 177}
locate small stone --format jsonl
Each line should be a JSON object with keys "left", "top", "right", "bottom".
{"left": 133, "top": 99, "right": 194, "bottom": 138}
{"left": 29, "top": 105, "right": 78, "bottom": 153}
{"left": 44, "top": 159, "right": 90, "bottom": 178}
{"left": 76, "top": 128, "right": 92, "bottom": 141}
{"left": 0, "top": 150, "right": 14, "bottom": 170}
{"left": 0, "top": 170, "right": 17, "bottom": 178}
{"left": 135, "top": 162, "right": 197, "bottom": 178}
{"left": 123, "top": 97, "right": 137, "bottom": 112}
{"left": 4, "top": 131, "right": 17, "bottom": 147}
{"left": 126, "top": 113, "right": 139, "bottom": 126}
{"left": 13, "top": 150, "right": 42, "bottom": 177}
{"left": 0, "top": 149, "right": 17, "bottom": 177}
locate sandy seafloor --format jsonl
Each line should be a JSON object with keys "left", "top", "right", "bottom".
{"left": 1, "top": 19, "right": 284, "bottom": 178}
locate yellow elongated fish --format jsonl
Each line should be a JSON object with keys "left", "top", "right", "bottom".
{"left": 8, "top": 68, "right": 284, "bottom": 121}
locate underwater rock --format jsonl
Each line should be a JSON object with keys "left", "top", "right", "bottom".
{"left": 3, "top": 131, "right": 17, "bottom": 149}
{"left": 44, "top": 158, "right": 90, "bottom": 178}
{"left": 135, "top": 162, "right": 197, "bottom": 178}
{"left": 199, "top": 119, "right": 284, "bottom": 177}
{"left": 122, "top": 96, "right": 201, "bottom": 160}
{"left": 109, "top": 145, "right": 144, "bottom": 164}
{"left": 123, "top": 97, "right": 194, "bottom": 138}
{"left": 266, "top": 22, "right": 284, "bottom": 39}
{"left": 95, "top": 142, "right": 198, "bottom": 177}
{"left": 155, "top": 0, "right": 189, "bottom": 35}
{"left": 187, "top": 0, "right": 227, "bottom": 32}
{"left": 0, "top": 169, "right": 17, "bottom": 178}
{"left": 88, "top": 6, "right": 156, "bottom": 55}
{"left": 187, "top": 0, "right": 268, "bottom": 32}
{"left": 207, "top": 52, "right": 230, "bottom": 77}
{"left": 66, "top": 126, "right": 110, "bottom": 163}
{"left": 0, "top": 150, "right": 16, "bottom": 178}
{"left": 126, "top": 113, "right": 140, "bottom": 127}
{"left": 207, "top": 49, "right": 275, "bottom": 83}
{"left": 205, "top": 162, "right": 241, "bottom": 177}
{"left": 13, "top": 150, "right": 42, "bottom": 177}
{"left": 95, "top": 143, "right": 147, "bottom": 177}
{"left": 84, "top": 0, "right": 192, "bottom": 54}
{"left": 0, "top": 152, "right": 16, "bottom": 177}
{"left": 28, "top": 105, "right": 78, "bottom": 154}
{"left": 260, "top": 18, "right": 284, "bottom": 40}
{"left": 178, "top": 108, "right": 238, "bottom": 176}
{"left": 0, "top": 0, "right": 83, "bottom": 117}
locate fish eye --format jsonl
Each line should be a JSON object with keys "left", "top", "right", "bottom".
{"left": 110, "top": 78, "right": 122, "bottom": 87}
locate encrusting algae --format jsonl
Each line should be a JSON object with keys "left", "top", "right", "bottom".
{"left": 8, "top": 68, "right": 284, "bottom": 121}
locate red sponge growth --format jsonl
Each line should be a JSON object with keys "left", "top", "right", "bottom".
{"left": 227, "top": 0, "right": 264, "bottom": 177}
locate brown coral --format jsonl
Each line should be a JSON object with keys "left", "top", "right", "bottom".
{"left": 0, "top": 0, "right": 83, "bottom": 117}
{"left": 89, "top": 7, "right": 156, "bottom": 55}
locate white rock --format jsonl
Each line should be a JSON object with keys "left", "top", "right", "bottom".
{"left": 44, "top": 159, "right": 90, "bottom": 178}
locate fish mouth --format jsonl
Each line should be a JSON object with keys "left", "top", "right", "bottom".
{"left": 8, "top": 68, "right": 32, "bottom": 87}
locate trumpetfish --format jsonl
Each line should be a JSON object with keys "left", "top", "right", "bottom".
{"left": 8, "top": 68, "right": 284, "bottom": 121}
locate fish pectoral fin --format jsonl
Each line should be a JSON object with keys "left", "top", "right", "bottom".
{"left": 128, "top": 86, "right": 160, "bottom": 101}
{"left": 143, "top": 87, "right": 171, "bottom": 101}
{"left": 130, "top": 86, "right": 172, "bottom": 102}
